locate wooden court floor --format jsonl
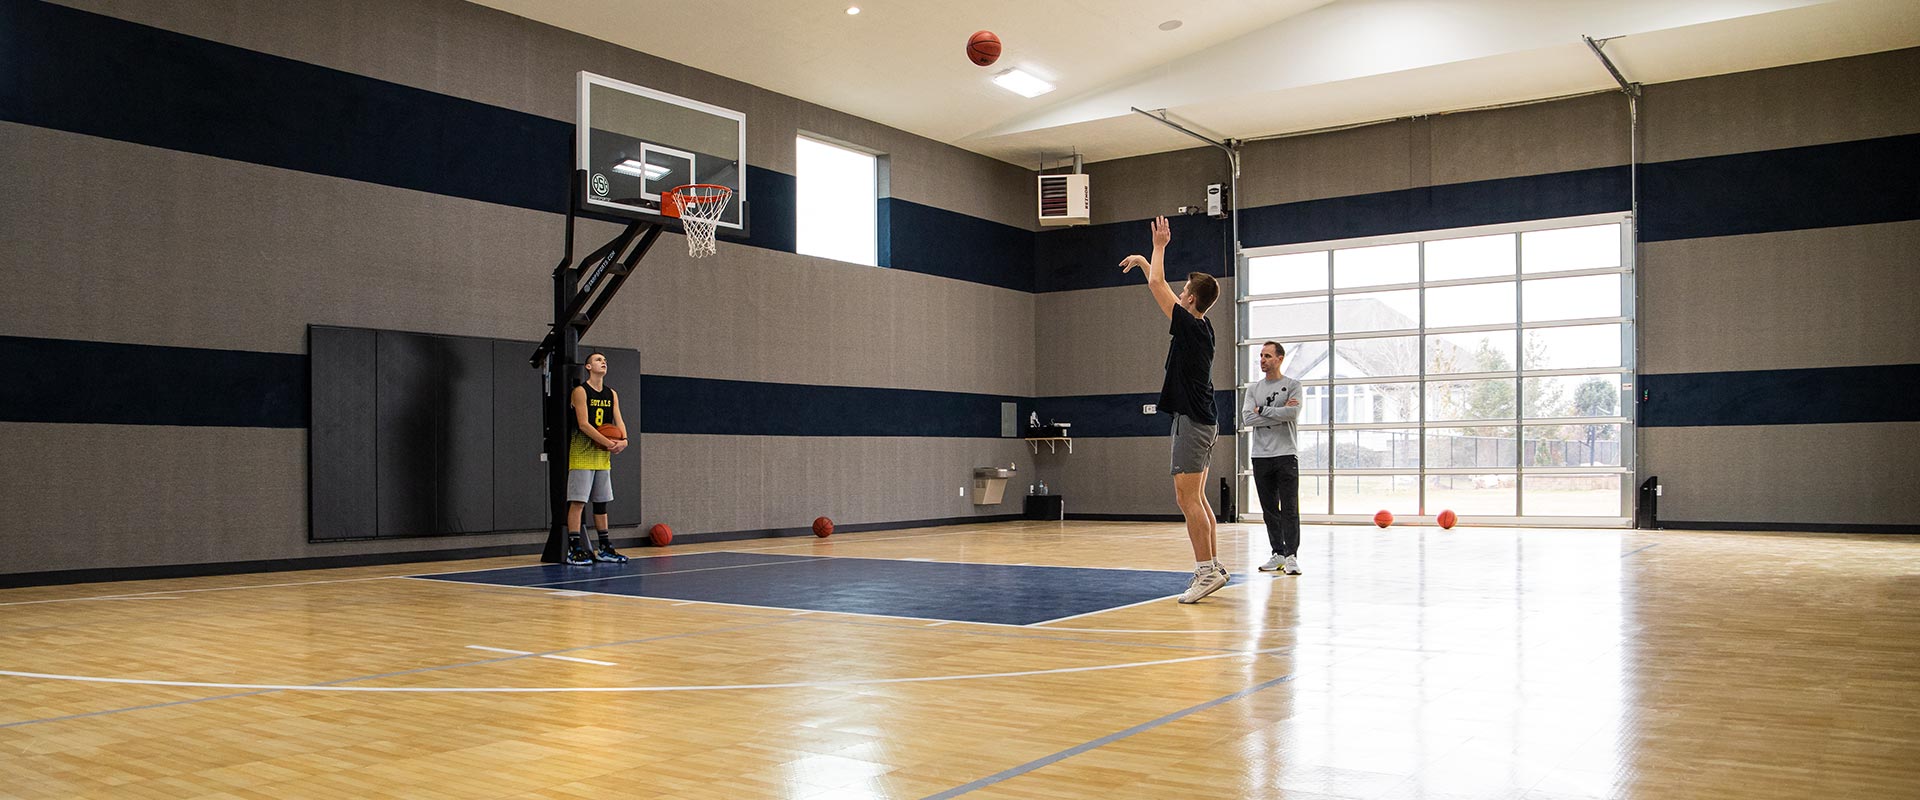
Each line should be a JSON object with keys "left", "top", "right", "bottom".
{"left": 3, "top": 521, "right": 1918, "bottom": 799}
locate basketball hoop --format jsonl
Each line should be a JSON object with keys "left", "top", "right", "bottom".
{"left": 662, "top": 184, "right": 733, "bottom": 258}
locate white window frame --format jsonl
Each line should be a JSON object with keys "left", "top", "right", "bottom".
{"left": 1237, "top": 212, "right": 1636, "bottom": 528}
{"left": 795, "top": 133, "right": 879, "bottom": 267}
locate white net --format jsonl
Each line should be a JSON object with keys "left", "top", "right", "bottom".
{"left": 667, "top": 184, "right": 732, "bottom": 258}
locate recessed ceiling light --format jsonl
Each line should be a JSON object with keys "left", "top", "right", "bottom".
{"left": 1159, "top": 19, "right": 1182, "bottom": 31}
{"left": 846, "top": 6, "right": 859, "bottom": 14}
{"left": 991, "top": 68, "right": 1055, "bottom": 98}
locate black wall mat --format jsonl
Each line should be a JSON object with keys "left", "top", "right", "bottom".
{"left": 310, "top": 325, "right": 639, "bottom": 541}
{"left": 309, "top": 328, "right": 376, "bottom": 541}
{"left": 491, "top": 342, "right": 549, "bottom": 532}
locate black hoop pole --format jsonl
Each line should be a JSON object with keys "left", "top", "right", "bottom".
{"left": 534, "top": 169, "right": 662, "bottom": 563}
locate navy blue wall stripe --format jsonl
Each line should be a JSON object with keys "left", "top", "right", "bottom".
{"left": 12, "top": 333, "right": 1920, "bottom": 433}
{"left": 0, "top": 336, "right": 307, "bottom": 428}
{"left": 1029, "top": 391, "right": 1237, "bottom": 437}
{"left": 639, "top": 375, "right": 1027, "bottom": 438}
{"left": 0, "top": 0, "right": 995, "bottom": 290}
{"left": 1639, "top": 364, "right": 1920, "bottom": 428}
{"left": 1035, "top": 214, "right": 1228, "bottom": 293}
{"left": 1240, "top": 166, "right": 1632, "bottom": 251}
{"left": 1041, "top": 136, "right": 1920, "bottom": 293}
{"left": 881, "top": 198, "right": 1034, "bottom": 292}
{"left": 10, "top": 2, "right": 1917, "bottom": 300}
{"left": 0, "top": 0, "right": 570, "bottom": 214}
{"left": 742, "top": 167, "right": 798, "bottom": 253}
{"left": 1638, "top": 133, "right": 1920, "bottom": 242}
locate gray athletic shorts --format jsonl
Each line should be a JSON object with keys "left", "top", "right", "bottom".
{"left": 566, "top": 469, "right": 613, "bottom": 503}
{"left": 1169, "top": 413, "right": 1217, "bottom": 475}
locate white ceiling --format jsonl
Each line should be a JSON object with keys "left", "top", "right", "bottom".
{"left": 466, "top": 0, "right": 1920, "bottom": 166}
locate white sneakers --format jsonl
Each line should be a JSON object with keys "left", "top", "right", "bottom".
{"left": 1258, "top": 553, "right": 1304, "bottom": 575}
{"left": 1178, "top": 563, "right": 1231, "bottom": 604}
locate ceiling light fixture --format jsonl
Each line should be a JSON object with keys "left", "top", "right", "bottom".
{"left": 1159, "top": 19, "right": 1182, "bottom": 31}
{"left": 991, "top": 68, "right": 1055, "bottom": 98}
{"left": 846, "top": 6, "right": 859, "bottom": 14}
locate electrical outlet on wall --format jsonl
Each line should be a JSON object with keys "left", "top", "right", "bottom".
{"left": 959, "top": 486, "right": 966, "bottom": 497}
{"left": 1142, "top": 403, "right": 1157, "bottom": 414}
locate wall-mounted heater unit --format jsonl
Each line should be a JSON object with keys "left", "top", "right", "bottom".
{"left": 1037, "top": 173, "right": 1090, "bottom": 226}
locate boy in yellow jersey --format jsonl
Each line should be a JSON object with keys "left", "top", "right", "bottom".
{"left": 565, "top": 352, "right": 629, "bottom": 565}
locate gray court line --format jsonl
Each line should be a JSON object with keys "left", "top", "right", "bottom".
{"left": 1621, "top": 543, "right": 1660, "bottom": 558}
{"left": 0, "top": 688, "right": 284, "bottom": 730}
{"left": 0, "top": 618, "right": 799, "bottom": 729}
{"left": 920, "top": 662, "right": 1298, "bottom": 800}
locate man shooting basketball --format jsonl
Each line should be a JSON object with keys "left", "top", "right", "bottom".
{"left": 1121, "top": 217, "right": 1227, "bottom": 604}
{"left": 566, "top": 352, "right": 629, "bottom": 565}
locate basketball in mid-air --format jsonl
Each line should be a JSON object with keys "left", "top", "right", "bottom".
{"left": 813, "top": 516, "right": 834, "bottom": 538}
{"left": 649, "top": 523, "right": 672, "bottom": 546}
{"left": 1373, "top": 510, "right": 1394, "bottom": 528}
{"left": 967, "top": 30, "right": 1001, "bottom": 66}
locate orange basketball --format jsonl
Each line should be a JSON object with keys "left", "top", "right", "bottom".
{"left": 1437, "top": 509, "right": 1458, "bottom": 530}
{"left": 597, "top": 424, "right": 625, "bottom": 442}
{"left": 812, "top": 516, "right": 834, "bottom": 538}
{"left": 966, "top": 30, "right": 1001, "bottom": 66}
{"left": 1373, "top": 510, "right": 1394, "bottom": 528}
{"left": 649, "top": 523, "right": 672, "bottom": 546}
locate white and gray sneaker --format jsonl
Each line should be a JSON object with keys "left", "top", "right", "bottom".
{"left": 1282, "top": 555, "right": 1302, "bottom": 575}
{"left": 1178, "top": 567, "right": 1230, "bottom": 604}
{"left": 1258, "top": 553, "right": 1285, "bottom": 572}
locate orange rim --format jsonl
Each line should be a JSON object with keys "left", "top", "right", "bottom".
{"left": 662, "top": 183, "right": 732, "bottom": 218}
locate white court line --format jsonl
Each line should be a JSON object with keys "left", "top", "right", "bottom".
{"left": 1030, "top": 592, "right": 1192, "bottom": 626}
{"left": 548, "top": 591, "right": 591, "bottom": 597}
{"left": 0, "top": 575, "right": 398, "bottom": 607}
{"left": 465, "top": 645, "right": 532, "bottom": 655}
{"left": 540, "top": 655, "right": 617, "bottom": 666}
{"left": 0, "top": 645, "right": 1290, "bottom": 693}
{"left": 925, "top": 622, "right": 950, "bottom": 627}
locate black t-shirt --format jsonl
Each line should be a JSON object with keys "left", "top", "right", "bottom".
{"left": 1158, "top": 305, "right": 1216, "bottom": 424}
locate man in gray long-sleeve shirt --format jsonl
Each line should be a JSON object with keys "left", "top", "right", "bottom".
{"left": 1241, "top": 342, "right": 1304, "bottom": 575}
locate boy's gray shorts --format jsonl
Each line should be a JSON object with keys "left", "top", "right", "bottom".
{"left": 1170, "top": 413, "right": 1217, "bottom": 475}
{"left": 567, "top": 469, "right": 613, "bottom": 503}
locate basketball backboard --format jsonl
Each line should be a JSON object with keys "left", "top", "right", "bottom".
{"left": 576, "top": 71, "right": 746, "bottom": 230}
